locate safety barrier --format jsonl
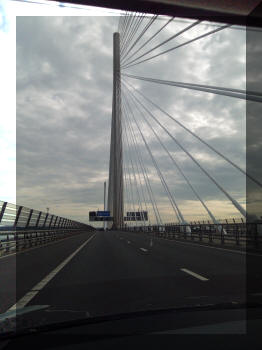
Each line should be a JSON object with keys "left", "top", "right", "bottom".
{"left": 125, "top": 221, "right": 262, "bottom": 250}
{"left": 0, "top": 201, "right": 94, "bottom": 256}
{"left": 0, "top": 228, "right": 90, "bottom": 256}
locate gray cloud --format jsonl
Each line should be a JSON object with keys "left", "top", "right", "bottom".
{"left": 17, "top": 16, "right": 248, "bottom": 225}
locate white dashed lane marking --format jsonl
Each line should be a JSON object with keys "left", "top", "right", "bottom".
{"left": 181, "top": 268, "right": 209, "bottom": 281}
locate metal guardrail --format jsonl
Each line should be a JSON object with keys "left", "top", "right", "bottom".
{"left": 0, "top": 200, "right": 94, "bottom": 256}
{"left": 0, "top": 228, "right": 90, "bottom": 256}
{"left": 125, "top": 222, "right": 262, "bottom": 250}
{"left": 0, "top": 200, "right": 92, "bottom": 232}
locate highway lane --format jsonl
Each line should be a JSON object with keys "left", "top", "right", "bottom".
{"left": 2, "top": 229, "right": 262, "bottom": 323}
{"left": 0, "top": 231, "right": 94, "bottom": 313}
{"left": 118, "top": 231, "right": 262, "bottom": 296}
{"left": 12, "top": 230, "right": 252, "bottom": 320}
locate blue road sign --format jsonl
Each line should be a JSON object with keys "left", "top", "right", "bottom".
{"left": 97, "top": 211, "right": 110, "bottom": 217}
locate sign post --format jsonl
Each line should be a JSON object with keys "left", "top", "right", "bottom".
{"left": 104, "top": 181, "right": 106, "bottom": 231}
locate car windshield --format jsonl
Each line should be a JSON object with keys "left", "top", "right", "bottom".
{"left": 1, "top": 0, "right": 261, "bottom": 337}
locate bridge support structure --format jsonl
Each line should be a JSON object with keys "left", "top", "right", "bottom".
{"left": 108, "top": 32, "right": 124, "bottom": 229}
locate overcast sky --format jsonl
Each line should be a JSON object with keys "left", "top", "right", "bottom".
{"left": 11, "top": 6, "right": 249, "bottom": 225}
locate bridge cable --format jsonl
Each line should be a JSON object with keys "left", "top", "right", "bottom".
{"left": 123, "top": 79, "right": 246, "bottom": 218}
{"left": 121, "top": 107, "right": 135, "bottom": 226}
{"left": 120, "top": 13, "right": 150, "bottom": 57}
{"left": 123, "top": 73, "right": 262, "bottom": 103}
{"left": 123, "top": 160, "right": 132, "bottom": 226}
{"left": 119, "top": 25, "right": 161, "bottom": 226}
{"left": 123, "top": 162, "right": 132, "bottom": 227}
{"left": 121, "top": 14, "right": 158, "bottom": 62}
{"left": 122, "top": 101, "right": 161, "bottom": 226}
{"left": 122, "top": 106, "right": 148, "bottom": 227}
{"left": 121, "top": 87, "right": 144, "bottom": 227}
{"left": 122, "top": 91, "right": 184, "bottom": 224}
{"left": 118, "top": 14, "right": 124, "bottom": 35}
{"left": 122, "top": 23, "right": 231, "bottom": 69}
{"left": 121, "top": 16, "right": 174, "bottom": 66}
{"left": 123, "top": 100, "right": 161, "bottom": 226}
{"left": 117, "top": 15, "right": 121, "bottom": 33}
{"left": 123, "top": 139, "right": 140, "bottom": 228}
{"left": 125, "top": 13, "right": 148, "bottom": 49}
{"left": 122, "top": 14, "right": 147, "bottom": 59}
{"left": 121, "top": 14, "right": 158, "bottom": 59}
{"left": 124, "top": 84, "right": 219, "bottom": 225}
{"left": 120, "top": 13, "right": 134, "bottom": 52}
{"left": 118, "top": 13, "right": 127, "bottom": 34}
{"left": 122, "top": 91, "right": 163, "bottom": 225}
{"left": 121, "top": 106, "right": 139, "bottom": 227}
{"left": 119, "top": 12, "right": 129, "bottom": 43}
{"left": 122, "top": 19, "right": 201, "bottom": 68}
{"left": 123, "top": 104, "right": 146, "bottom": 225}
{"left": 120, "top": 12, "right": 133, "bottom": 50}
{"left": 123, "top": 155, "right": 139, "bottom": 227}
{"left": 120, "top": 13, "right": 146, "bottom": 57}
{"left": 123, "top": 91, "right": 188, "bottom": 225}
{"left": 123, "top": 92, "right": 178, "bottom": 225}
{"left": 115, "top": 71, "right": 140, "bottom": 228}
{"left": 120, "top": 13, "right": 139, "bottom": 55}
{"left": 123, "top": 91, "right": 183, "bottom": 224}
{"left": 156, "top": 17, "right": 260, "bottom": 32}
{"left": 122, "top": 103, "right": 150, "bottom": 226}
{"left": 124, "top": 79, "right": 262, "bottom": 189}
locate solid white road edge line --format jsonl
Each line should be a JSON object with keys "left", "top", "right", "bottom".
{"left": 181, "top": 268, "right": 209, "bottom": 281}
{"left": 8, "top": 233, "right": 96, "bottom": 311}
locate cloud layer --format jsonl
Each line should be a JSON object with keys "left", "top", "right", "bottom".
{"left": 16, "top": 16, "right": 247, "bottom": 225}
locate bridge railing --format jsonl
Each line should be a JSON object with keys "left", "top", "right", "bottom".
{"left": 124, "top": 221, "right": 262, "bottom": 250}
{"left": 0, "top": 201, "right": 94, "bottom": 256}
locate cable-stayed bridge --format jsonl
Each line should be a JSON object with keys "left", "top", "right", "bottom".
{"left": 1, "top": 12, "right": 262, "bottom": 330}
{"left": 107, "top": 13, "right": 261, "bottom": 230}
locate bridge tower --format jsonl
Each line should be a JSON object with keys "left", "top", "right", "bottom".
{"left": 107, "top": 32, "right": 124, "bottom": 229}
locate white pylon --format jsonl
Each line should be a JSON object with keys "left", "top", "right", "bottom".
{"left": 107, "top": 32, "right": 124, "bottom": 230}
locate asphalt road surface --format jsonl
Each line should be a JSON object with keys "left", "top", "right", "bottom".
{"left": 1, "top": 230, "right": 262, "bottom": 319}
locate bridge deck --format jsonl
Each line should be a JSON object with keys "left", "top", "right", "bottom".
{"left": 1, "top": 230, "right": 262, "bottom": 320}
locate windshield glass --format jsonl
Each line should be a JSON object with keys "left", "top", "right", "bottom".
{"left": 1, "top": 0, "right": 260, "bottom": 337}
